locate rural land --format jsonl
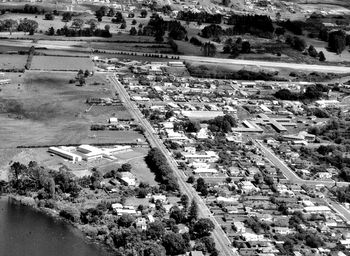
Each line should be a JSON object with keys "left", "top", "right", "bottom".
{"left": 1, "top": 0, "right": 350, "bottom": 256}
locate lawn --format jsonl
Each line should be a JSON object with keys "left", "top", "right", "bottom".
{"left": 31, "top": 56, "right": 93, "bottom": 71}
{"left": 0, "top": 71, "right": 141, "bottom": 148}
{"left": 0, "top": 54, "right": 27, "bottom": 70}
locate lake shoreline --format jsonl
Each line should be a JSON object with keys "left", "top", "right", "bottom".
{"left": 1, "top": 193, "right": 114, "bottom": 256}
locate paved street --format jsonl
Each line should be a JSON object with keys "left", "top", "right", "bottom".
{"left": 108, "top": 74, "right": 236, "bottom": 256}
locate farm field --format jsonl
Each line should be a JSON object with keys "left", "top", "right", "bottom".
{"left": 31, "top": 56, "right": 94, "bottom": 71}
{"left": 0, "top": 71, "right": 143, "bottom": 148}
{"left": 0, "top": 54, "right": 27, "bottom": 70}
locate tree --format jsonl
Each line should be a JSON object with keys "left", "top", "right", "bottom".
{"left": 141, "top": 9, "right": 148, "bottom": 18}
{"left": 112, "top": 12, "right": 124, "bottom": 23}
{"left": 196, "top": 178, "right": 208, "bottom": 196}
{"left": 62, "top": 12, "right": 72, "bottom": 22}
{"left": 319, "top": 51, "right": 326, "bottom": 61}
{"left": 162, "top": 232, "right": 187, "bottom": 255}
{"left": 155, "top": 30, "right": 164, "bottom": 43}
{"left": 120, "top": 163, "right": 132, "bottom": 172}
{"left": 241, "top": 41, "right": 251, "bottom": 53}
{"left": 199, "top": 236, "right": 217, "bottom": 254}
{"left": 86, "top": 19, "right": 98, "bottom": 31}
{"left": 120, "top": 23, "right": 126, "bottom": 29}
{"left": 202, "top": 42, "right": 216, "bottom": 57}
{"left": 44, "top": 13, "right": 54, "bottom": 20}
{"left": 187, "top": 175, "right": 195, "bottom": 183}
{"left": 107, "top": 8, "right": 115, "bottom": 17}
{"left": 84, "top": 70, "right": 90, "bottom": 77}
{"left": 118, "top": 214, "right": 135, "bottom": 227}
{"left": 148, "top": 221, "right": 165, "bottom": 239}
{"left": 72, "top": 18, "right": 84, "bottom": 30}
{"left": 191, "top": 218, "right": 215, "bottom": 238}
{"left": 18, "top": 18, "right": 38, "bottom": 34}
{"left": 3, "top": 19, "right": 18, "bottom": 35}
{"left": 308, "top": 45, "right": 318, "bottom": 57}
{"left": 188, "top": 199, "right": 198, "bottom": 222}
{"left": 275, "top": 27, "right": 285, "bottom": 37}
{"left": 180, "top": 194, "right": 189, "bottom": 209}
{"left": 184, "top": 120, "right": 201, "bottom": 133}
{"left": 59, "top": 206, "right": 80, "bottom": 222}
{"left": 170, "top": 206, "right": 185, "bottom": 223}
{"left": 328, "top": 30, "right": 346, "bottom": 54}
{"left": 132, "top": 19, "right": 137, "bottom": 25}
{"left": 47, "top": 26, "right": 55, "bottom": 36}
{"left": 222, "top": 0, "right": 230, "bottom": 6}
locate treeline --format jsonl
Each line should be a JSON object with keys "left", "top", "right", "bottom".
{"left": 145, "top": 148, "right": 179, "bottom": 191}
{"left": 47, "top": 26, "right": 111, "bottom": 38}
{"left": 187, "top": 63, "right": 283, "bottom": 81}
{"left": 177, "top": 11, "right": 222, "bottom": 24}
{"left": 25, "top": 46, "right": 35, "bottom": 70}
{"left": 0, "top": 4, "right": 46, "bottom": 15}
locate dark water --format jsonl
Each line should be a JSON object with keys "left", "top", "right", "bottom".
{"left": 0, "top": 197, "right": 111, "bottom": 256}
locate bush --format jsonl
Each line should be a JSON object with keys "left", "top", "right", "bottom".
{"left": 59, "top": 206, "right": 81, "bottom": 222}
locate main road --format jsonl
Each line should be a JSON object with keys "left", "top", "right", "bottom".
{"left": 107, "top": 74, "right": 236, "bottom": 256}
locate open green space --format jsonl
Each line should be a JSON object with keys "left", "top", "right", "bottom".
{"left": 0, "top": 71, "right": 143, "bottom": 148}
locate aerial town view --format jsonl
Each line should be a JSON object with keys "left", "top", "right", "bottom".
{"left": 1, "top": 0, "right": 350, "bottom": 256}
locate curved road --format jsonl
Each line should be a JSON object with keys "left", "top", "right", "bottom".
{"left": 108, "top": 74, "right": 236, "bottom": 256}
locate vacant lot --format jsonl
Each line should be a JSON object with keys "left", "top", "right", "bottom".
{"left": 0, "top": 54, "right": 27, "bottom": 70}
{"left": 31, "top": 56, "right": 93, "bottom": 71}
{"left": 0, "top": 71, "right": 142, "bottom": 148}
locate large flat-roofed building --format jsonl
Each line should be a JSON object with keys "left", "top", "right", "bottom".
{"left": 303, "top": 206, "right": 331, "bottom": 214}
{"left": 77, "top": 145, "right": 105, "bottom": 161}
{"left": 48, "top": 146, "right": 82, "bottom": 163}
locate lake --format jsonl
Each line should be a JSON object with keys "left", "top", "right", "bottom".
{"left": 0, "top": 197, "right": 111, "bottom": 256}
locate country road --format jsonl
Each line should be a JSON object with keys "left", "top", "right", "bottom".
{"left": 107, "top": 74, "right": 236, "bottom": 256}
{"left": 179, "top": 55, "right": 350, "bottom": 74}
{"left": 6, "top": 38, "right": 350, "bottom": 74}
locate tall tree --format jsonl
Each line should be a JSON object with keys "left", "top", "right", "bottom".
{"left": 188, "top": 199, "right": 198, "bottom": 222}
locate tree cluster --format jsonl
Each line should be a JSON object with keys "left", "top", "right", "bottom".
{"left": 278, "top": 19, "right": 304, "bottom": 35}
{"left": 142, "top": 14, "right": 187, "bottom": 42}
{"left": 328, "top": 30, "right": 347, "bottom": 54}
{"left": 8, "top": 162, "right": 81, "bottom": 199}
{"left": 177, "top": 11, "right": 222, "bottom": 24}
{"left": 0, "top": 18, "right": 38, "bottom": 35}
{"left": 207, "top": 114, "right": 237, "bottom": 133}
{"left": 145, "top": 148, "right": 179, "bottom": 191}
{"left": 285, "top": 35, "right": 306, "bottom": 51}
{"left": 227, "top": 14, "right": 274, "bottom": 38}
{"left": 274, "top": 85, "right": 323, "bottom": 101}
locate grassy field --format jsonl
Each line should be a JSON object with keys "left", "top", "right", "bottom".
{"left": 31, "top": 56, "right": 93, "bottom": 71}
{"left": 0, "top": 54, "right": 27, "bottom": 70}
{"left": 0, "top": 71, "right": 143, "bottom": 148}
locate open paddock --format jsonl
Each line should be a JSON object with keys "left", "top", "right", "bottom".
{"left": 0, "top": 71, "right": 138, "bottom": 148}
{"left": 0, "top": 54, "right": 27, "bottom": 70}
{"left": 31, "top": 56, "right": 93, "bottom": 71}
